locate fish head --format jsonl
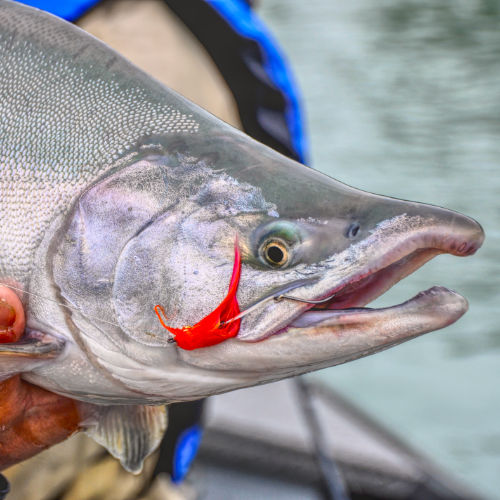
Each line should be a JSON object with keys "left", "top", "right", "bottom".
{"left": 44, "top": 130, "right": 483, "bottom": 400}
{"left": 158, "top": 132, "right": 484, "bottom": 387}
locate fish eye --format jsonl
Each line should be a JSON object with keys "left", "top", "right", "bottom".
{"left": 261, "top": 239, "right": 290, "bottom": 267}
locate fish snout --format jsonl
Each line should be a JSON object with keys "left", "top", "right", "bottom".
{"left": 355, "top": 194, "right": 485, "bottom": 258}
{"left": 404, "top": 201, "right": 484, "bottom": 256}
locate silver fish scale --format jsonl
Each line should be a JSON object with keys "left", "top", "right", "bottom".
{"left": 0, "top": 1, "right": 200, "bottom": 285}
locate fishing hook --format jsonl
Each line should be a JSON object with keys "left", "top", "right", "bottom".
{"left": 220, "top": 279, "right": 334, "bottom": 326}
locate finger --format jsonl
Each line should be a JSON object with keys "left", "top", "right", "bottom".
{"left": 23, "top": 381, "right": 81, "bottom": 444}
{"left": 0, "top": 287, "right": 25, "bottom": 343}
{"left": 0, "top": 377, "right": 81, "bottom": 470}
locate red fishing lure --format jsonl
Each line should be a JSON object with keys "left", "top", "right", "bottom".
{"left": 154, "top": 240, "right": 241, "bottom": 350}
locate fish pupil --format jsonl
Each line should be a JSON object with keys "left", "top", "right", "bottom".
{"left": 267, "top": 245, "right": 284, "bottom": 264}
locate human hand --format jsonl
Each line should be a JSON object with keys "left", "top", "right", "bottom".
{"left": 0, "top": 286, "right": 80, "bottom": 470}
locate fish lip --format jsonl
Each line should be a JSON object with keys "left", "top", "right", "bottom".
{"left": 237, "top": 217, "right": 484, "bottom": 342}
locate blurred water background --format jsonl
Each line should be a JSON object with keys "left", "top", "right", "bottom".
{"left": 259, "top": 1, "right": 500, "bottom": 498}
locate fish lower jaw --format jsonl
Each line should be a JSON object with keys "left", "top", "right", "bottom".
{"left": 286, "top": 286, "right": 468, "bottom": 333}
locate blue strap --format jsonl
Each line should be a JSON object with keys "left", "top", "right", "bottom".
{"left": 172, "top": 424, "right": 203, "bottom": 483}
{"left": 14, "top": 0, "right": 100, "bottom": 22}
{"left": 205, "top": 0, "right": 309, "bottom": 164}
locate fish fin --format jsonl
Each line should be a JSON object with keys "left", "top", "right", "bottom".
{"left": 0, "top": 329, "right": 65, "bottom": 381}
{"left": 84, "top": 404, "right": 167, "bottom": 474}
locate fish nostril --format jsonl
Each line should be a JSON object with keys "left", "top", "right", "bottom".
{"left": 346, "top": 222, "right": 360, "bottom": 239}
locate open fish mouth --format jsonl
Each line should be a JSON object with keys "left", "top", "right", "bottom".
{"left": 241, "top": 216, "right": 484, "bottom": 346}
{"left": 300, "top": 230, "right": 480, "bottom": 311}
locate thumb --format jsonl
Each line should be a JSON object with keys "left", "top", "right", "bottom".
{"left": 0, "top": 286, "right": 25, "bottom": 343}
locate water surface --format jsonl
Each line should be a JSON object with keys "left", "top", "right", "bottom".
{"left": 260, "top": 1, "right": 500, "bottom": 497}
